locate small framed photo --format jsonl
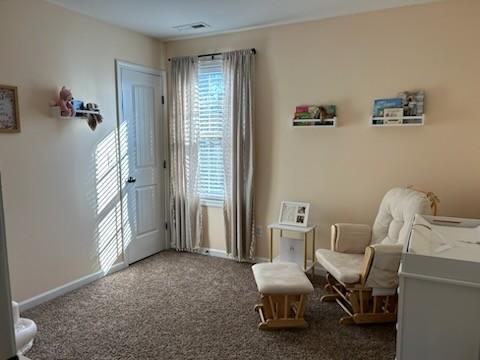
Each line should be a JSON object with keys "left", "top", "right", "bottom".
{"left": 0, "top": 85, "right": 20, "bottom": 133}
{"left": 383, "top": 107, "right": 403, "bottom": 118}
{"left": 279, "top": 201, "right": 310, "bottom": 227}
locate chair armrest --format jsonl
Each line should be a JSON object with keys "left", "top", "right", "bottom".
{"left": 331, "top": 223, "right": 371, "bottom": 253}
{"left": 361, "top": 244, "right": 403, "bottom": 288}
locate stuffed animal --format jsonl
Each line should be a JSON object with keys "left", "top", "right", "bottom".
{"left": 318, "top": 106, "right": 329, "bottom": 121}
{"left": 85, "top": 103, "right": 103, "bottom": 131}
{"left": 57, "top": 86, "right": 75, "bottom": 117}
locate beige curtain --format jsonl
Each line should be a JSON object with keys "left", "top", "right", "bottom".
{"left": 223, "top": 49, "right": 256, "bottom": 261}
{"left": 169, "top": 56, "right": 202, "bottom": 251}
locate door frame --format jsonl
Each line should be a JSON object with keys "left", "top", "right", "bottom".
{"left": 114, "top": 60, "right": 170, "bottom": 264}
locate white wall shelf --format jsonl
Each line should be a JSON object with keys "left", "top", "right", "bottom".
{"left": 292, "top": 117, "right": 337, "bottom": 127}
{"left": 50, "top": 106, "right": 101, "bottom": 120}
{"left": 371, "top": 115, "right": 425, "bottom": 127}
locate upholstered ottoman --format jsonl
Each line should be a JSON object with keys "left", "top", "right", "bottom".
{"left": 252, "top": 262, "right": 314, "bottom": 330}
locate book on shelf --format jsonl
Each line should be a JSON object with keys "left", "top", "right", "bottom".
{"left": 373, "top": 98, "right": 403, "bottom": 117}
{"left": 293, "top": 104, "right": 336, "bottom": 120}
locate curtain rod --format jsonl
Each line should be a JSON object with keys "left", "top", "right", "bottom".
{"left": 168, "top": 48, "right": 256, "bottom": 62}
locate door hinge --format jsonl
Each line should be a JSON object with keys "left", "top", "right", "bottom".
{"left": 161, "top": 95, "right": 165, "bottom": 105}
{"left": 163, "top": 160, "right": 166, "bottom": 169}
{"left": 165, "top": 222, "right": 168, "bottom": 230}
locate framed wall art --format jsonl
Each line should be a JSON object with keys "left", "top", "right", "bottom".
{"left": 278, "top": 201, "right": 310, "bottom": 227}
{"left": 0, "top": 85, "right": 20, "bottom": 133}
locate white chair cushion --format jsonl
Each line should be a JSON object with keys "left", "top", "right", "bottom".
{"left": 252, "top": 262, "right": 314, "bottom": 294}
{"left": 316, "top": 249, "right": 364, "bottom": 284}
{"left": 372, "top": 187, "right": 432, "bottom": 245}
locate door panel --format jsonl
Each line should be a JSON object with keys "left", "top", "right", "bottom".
{"left": 119, "top": 66, "right": 165, "bottom": 264}
{"left": 135, "top": 185, "right": 158, "bottom": 235}
{"left": 133, "top": 85, "right": 156, "bottom": 168}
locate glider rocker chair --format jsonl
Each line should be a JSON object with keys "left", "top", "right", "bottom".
{"left": 316, "top": 187, "right": 438, "bottom": 325}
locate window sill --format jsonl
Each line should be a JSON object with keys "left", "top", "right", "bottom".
{"left": 201, "top": 199, "right": 224, "bottom": 208}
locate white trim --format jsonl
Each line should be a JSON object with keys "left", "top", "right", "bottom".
{"left": 19, "top": 250, "right": 326, "bottom": 312}
{"left": 197, "top": 247, "right": 328, "bottom": 276}
{"left": 115, "top": 60, "right": 165, "bottom": 76}
{"left": 161, "top": 69, "right": 170, "bottom": 249}
{"left": 115, "top": 60, "right": 170, "bottom": 257}
{"left": 253, "top": 256, "right": 269, "bottom": 263}
{"left": 197, "top": 247, "right": 232, "bottom": 260}
{"left": 163, "top": 2, "right": 428, "bottom": 42}
{"left": 399, "top": 271, "right": 480, "bottom": 289}
{"left": 18, "top": 262, "right": 127, "bottom": 312}
{"left": 198, "top": 248, "right": 267, "bottom": 263}
{"left": 163, "top": 15, "right": 349, "bottom": 41}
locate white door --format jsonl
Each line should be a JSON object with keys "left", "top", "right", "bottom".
{"left": 117, "top": 63, "right": 166, "bottom": 264}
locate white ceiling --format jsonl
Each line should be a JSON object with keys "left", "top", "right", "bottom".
{"left": 47, "top": 0, "right": 439, "bottom": 40}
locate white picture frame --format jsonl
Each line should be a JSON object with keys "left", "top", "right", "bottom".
{"left": 278, "top": 201, "right": 310, "bottom": 227}
{"left": 383, "top": 107, "right": 403, "bottom": 118}
{"left": 0, "top": 85, "right": 20, "bottom": 133}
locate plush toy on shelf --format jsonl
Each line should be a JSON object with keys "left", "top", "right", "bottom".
{"left": 85, "top": 103, "right": 103, "bottom": 131}
{"left": 56, "top": 86, "right": 75, "bottom": 117}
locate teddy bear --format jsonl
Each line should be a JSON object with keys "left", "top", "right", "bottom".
{"left": 57, "top": 86, "right": 75, "bottom": 117}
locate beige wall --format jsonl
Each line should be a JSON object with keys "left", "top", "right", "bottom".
{"left": 166, "top": 0, "right": 480, "bottom": 258}
{"left": 0, "top": 0, "right": 165, "bottom": 301}
{"left": 201, "top": 206, "right": 226, "bottom": 251}
{"left": 2, "top": 0, "right": 480, "bottom": 302}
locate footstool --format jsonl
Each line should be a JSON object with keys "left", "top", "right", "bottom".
{"left": 252, "top": 262, "right": 314, "bottom": 330}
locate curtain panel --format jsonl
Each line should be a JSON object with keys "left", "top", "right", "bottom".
{"left": 223, "top": 49, "right": 256, "bottom": 261}
{"left": 169, "top": 56, "right": 203, "bottom": 251}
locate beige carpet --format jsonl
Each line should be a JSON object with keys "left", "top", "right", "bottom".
{"left": 24, "top": 251, "right": 395, "bottom": 359}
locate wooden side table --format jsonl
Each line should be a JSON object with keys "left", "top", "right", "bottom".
{"left": 267, "top": 223, "right": 316, "bottom": 274}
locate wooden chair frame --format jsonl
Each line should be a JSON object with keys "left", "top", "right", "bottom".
{"left": 321, "top": 274, "right": 398, "bottom": 325}
{"left": 254, "top": 293, "right": 309, "bottom": 330}
{"left": 321, "top": 189, "right": 438, "bottom": 325}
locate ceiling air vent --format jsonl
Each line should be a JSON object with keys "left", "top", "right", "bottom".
{"left": 173, "top": 22, "right": 210, "bottom": 32}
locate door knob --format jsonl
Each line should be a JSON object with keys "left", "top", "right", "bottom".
{"left": 127, "top": 176, "right": 136, "bottom": 183}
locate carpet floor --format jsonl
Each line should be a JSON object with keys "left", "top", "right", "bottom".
{"left": 24, "top": 251, "right": 396, "bottom": 360}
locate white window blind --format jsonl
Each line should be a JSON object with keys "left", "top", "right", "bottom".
{"left": 198, "top": 58, "right": 225, "bottom": 201}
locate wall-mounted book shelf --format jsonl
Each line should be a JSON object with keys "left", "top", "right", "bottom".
{"left": 370, "top": 115, "right": 425, "bottom": 127}
{"left": 293, "top": 117, "right": 337, "bottom": 127}
{"left": 50, "top": 106, "right": 101, "bottom": 120}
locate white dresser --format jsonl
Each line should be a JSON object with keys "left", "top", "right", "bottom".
{"left": 396, "top": 215, "right": 480, "bottom": 360}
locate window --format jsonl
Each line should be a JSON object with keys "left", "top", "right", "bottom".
{"left": 197, "top": 58, "right": 225, "bottom": 201}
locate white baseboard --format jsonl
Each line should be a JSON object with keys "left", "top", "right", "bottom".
{"left": 198, "top": 248, "right": 269, "bottom": 264}
{"left": 19, "top": 250, "right": 326, "bottom": 312}
{"left": 197, "top": 248, "right": 327, "bottom": 276}
{"left": 197, "top": 247, "right": 233, "bottom": 260}
{"left": 253, "top": 256, "right": 269, "bottom": 263}
{"left": 18, "top": 261, "right": 127, "bottom": 312}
